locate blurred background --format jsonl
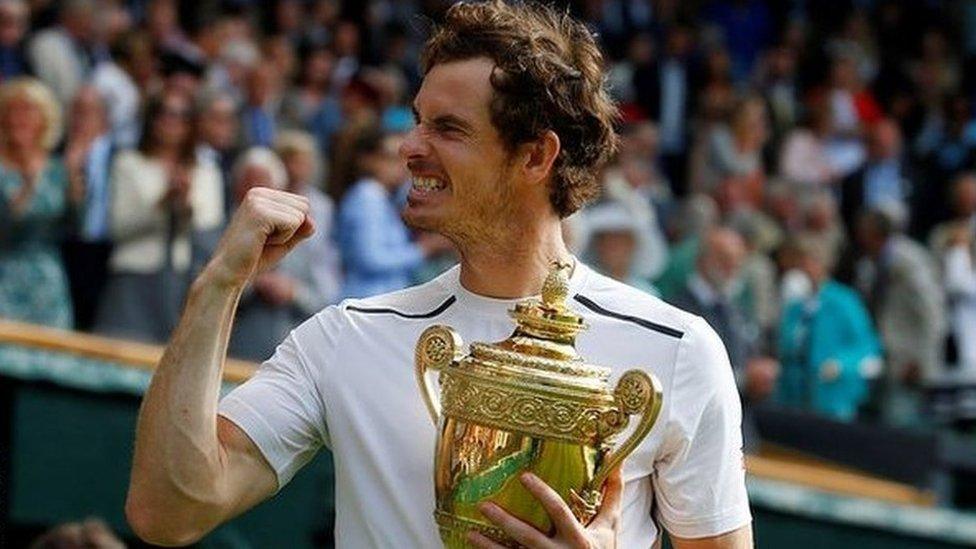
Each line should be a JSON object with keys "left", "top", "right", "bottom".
{"left": 2, "top": 0, "right": 976, "bottom": 547}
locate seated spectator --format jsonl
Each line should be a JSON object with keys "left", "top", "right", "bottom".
{"left": 777, "top": 234, "right": 881, "bottom": 421}
{"left": 95, "top": 91, "right": 224, "bottom": 343}
{"left": 670, "top": 226, "right": 779, "bottom": 451}
{"left": 581, "top": 201, "right": 658, "bottom": 295}
{"left": 275, "top": 129, "right": 342, "bottom": 313}
{"left": 855, "top": 209, "right": 946, "bottom": 426}
{"left": 0, "top": 0, "right": 29, "bottom": 81}
{"left": 337, "top": 128, "right": 447, "bottom": 298}
{"left": 0, "top": 78, "right": 81, "bottom": 328}
{"left": 61, "top": 86, "right": 114, "bottom": 330}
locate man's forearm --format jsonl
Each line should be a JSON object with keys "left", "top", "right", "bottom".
{"left": 670, "top": 524, "right": 754, "bottom": 548}
{"left": 126, "top": 267, "right": 244, "bottom": 544}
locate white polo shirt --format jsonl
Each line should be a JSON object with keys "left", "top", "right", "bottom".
{"left": 218, "top": 262, "right": 751, "bottom": 548}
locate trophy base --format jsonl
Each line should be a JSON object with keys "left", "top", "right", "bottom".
{"left": 435, "top": 510, "right": 523, "bottom": 549}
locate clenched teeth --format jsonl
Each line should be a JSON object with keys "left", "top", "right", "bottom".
{"left": 412, "top": 177, "right": 447, "bottom": 191}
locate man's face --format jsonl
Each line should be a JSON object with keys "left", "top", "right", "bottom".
{"left": 399, "top": 58, "right": 521, "bottom": 244}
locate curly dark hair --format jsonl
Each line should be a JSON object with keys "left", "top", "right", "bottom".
{"left": 421, "top": 0, "right": 619, "bottom": 218}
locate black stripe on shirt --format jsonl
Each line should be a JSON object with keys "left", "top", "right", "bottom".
{"left": 345, "top": 295, "right": 457, "bottom": 319}
{"left": 573, "top": 294, "right": 684, "bottom": 339}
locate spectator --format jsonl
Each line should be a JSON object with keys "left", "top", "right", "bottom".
{"left": 755, "top": 44, "right": 800, "bottom": 152}
{"left": 840, "top": 118, "right": 915, "bottom": 237}
{"left": 778, "top": 94, "right": 841, "bottom": 188}
{"left": 701, "top": 94, "right": 769, "bottom": 206}
{"left": 855, "top": 209, "right": 946, "bottom": 426}
{"left": 597, "top": 131, "right": 670, "bottom": 281}
{"left": 61, "top": 86, "right": 114, "bottom": 330}
{"left": 91, "top": 31, "right": 157, "bottom": 148}
{"left": 337, "top": 128, "right": 446, "bottom": 298}
{"left": 279, "top": 43, "right": 342, "bottom": 155}
{"left": 195, "top": 90, "right": 240, "bottom": 217}
{"left": 95, "top": 91, "right": 223, "bottom": 342}
{"left": 241, "top": 59, "right": 284, "bottom": 147}
{"left": 670, "top": 225, "right": 779, "bottom": 451}
{"left": 0, "top": 77, "right": 80, "bottom": 328}
{"left": 639, "top": 25, "right": 700, "bottom": 195}
{"left": 275, "top": 129, "right": 342, "bottom": 312}
{"left": 776, "top": 233, "right": 881, "bottom": 421}
{"left": 225, "top": 147, "right": 304, "bottom": 360}
{"left": 0, "top": 0, "right": 29, "bottom": 81}
{"left": 26, "top": 0, "right": 99, "bottom": 105}
{"left": 328, "top": 76, "right": 381, "bottom": 199}
{"left": 655, "top": 193, "right": 719, "bottom": 299}
{"left": 930, "top": 174, "right": 976, "bottom": 374}
{"left": 582, "top": 201, "right": 658, "bottom": 296}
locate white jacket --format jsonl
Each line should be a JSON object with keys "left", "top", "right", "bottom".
{"left": 109, "top": 150, "right": 224, "bottom": 273}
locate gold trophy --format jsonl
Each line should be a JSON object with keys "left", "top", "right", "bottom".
{"left": 415, "top": 262, "right": 663, "bottom": 548}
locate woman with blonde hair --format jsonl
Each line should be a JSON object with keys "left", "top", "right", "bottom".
{"left": 0, "top": 77, "right": 81, "bottom": 328}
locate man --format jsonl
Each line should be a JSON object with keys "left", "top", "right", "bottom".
{"left": 61, "top": 86, "right": 115, "bottom": 330}
{"left": 855, "top": 209, "right": 946, "bottom": 426}
{"left": 839, "top": 118, "right": 915, "bottom": 238}
{"left": 125, "top": 2, "right": 752, "bottom": 548}
{"left": 670, "top": 227, "right": 778, "bottom": 452}
{"left": 195, "top": 90, "right": 242, "bottom": 218}
{"left": 26, "top": 0, "right": 98, "bottom": 105}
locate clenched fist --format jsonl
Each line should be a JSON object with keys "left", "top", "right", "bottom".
{"left": 205, "top": 187, "right": 315, "bottom": 289}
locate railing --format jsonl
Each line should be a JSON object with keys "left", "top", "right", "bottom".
{"left": 0, "top": 319, "right": 936, "bottom": 507}
{"left": 0, "top": 318, "right": 256, "bottom": 383}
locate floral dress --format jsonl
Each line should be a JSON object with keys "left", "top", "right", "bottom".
{"left": 0, "top": 159, "right": 73, "bottom": 328}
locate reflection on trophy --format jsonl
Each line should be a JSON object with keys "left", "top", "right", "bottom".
{"left": 415, "top": 263, "right": 664, "bottom": 548}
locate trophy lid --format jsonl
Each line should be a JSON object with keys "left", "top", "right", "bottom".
{"left": 468, "top": 261, "right": 611, "bottom": 387}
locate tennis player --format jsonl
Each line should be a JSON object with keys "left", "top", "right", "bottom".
{"left": 126, "top": 2, "right": 752, "bottom": 547}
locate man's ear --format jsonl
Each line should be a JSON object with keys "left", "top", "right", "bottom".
{"left": 523, "top": 130, "right": 561, "bottom": 185}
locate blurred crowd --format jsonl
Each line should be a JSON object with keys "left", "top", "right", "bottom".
{"left": 1, "top": 0, "right": 976, "bottom": 434}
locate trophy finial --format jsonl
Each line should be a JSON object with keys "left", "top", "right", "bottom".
{"left": 541, "top": 260, "right": 572, "bottom": 308}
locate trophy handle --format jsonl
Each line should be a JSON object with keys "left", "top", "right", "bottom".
{"left": 591, "top": 370, "right": 663, "bottom": 488}
{"left": 414, "top": 325, "right": 464, "bottom": 425}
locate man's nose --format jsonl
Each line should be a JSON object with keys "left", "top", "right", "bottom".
{"left": 399, "top": 125, "right": 429, "bottom": 162}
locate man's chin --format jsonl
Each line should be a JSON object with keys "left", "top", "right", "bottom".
{"left": 402, "top": 206, "right": 440, "bottom": 232}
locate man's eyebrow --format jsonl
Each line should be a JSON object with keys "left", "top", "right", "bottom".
{"left": 412, "top": 104, "right": 473, "bottom": 132}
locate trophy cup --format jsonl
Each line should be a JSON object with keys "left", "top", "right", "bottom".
{"left": 415, "top": 262, "right": 664, "bottom": 548}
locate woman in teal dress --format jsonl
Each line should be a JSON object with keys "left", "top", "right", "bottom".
{"left": 776, "top": 234, "right": 882, "bottom": 421}
{"left": 0, "top": 78, "right": 81, "bottom": 329}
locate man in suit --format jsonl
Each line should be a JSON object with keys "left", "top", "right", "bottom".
{"left": 840, "top": 119, "right": 917, "bottom": 237}
{"left": 670, "top": 226, "right": 779, "bottom": 451}
{"left": 855, "top": 209, "right": 946, "bottom": 426}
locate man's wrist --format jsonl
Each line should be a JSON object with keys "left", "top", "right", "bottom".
{"left": 195, "top": 258, "right": 250, "bottom": 296}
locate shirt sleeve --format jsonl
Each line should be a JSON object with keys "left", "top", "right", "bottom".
{"left": 652, "top": 316, "right": 752, "bottom": 539}
{"left": 218, "top": 315, "right": 331, "bottom": 490}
